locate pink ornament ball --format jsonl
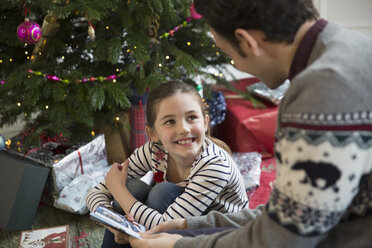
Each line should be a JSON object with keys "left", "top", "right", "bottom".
{"left": 17, "top": 20, "right": 42, "bottom": 44}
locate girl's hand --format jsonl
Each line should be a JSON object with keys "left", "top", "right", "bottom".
{"left": 129, "top": 233, "right": 182, "bottom": 248}
{"left": 105, "top": 160, "right": 129, "bottom": 197}
{"left": 105, "top": 225, "right": 130, "bottom": 244}
{"left": 104, "top": 213, "right": 135, "bottom": 244}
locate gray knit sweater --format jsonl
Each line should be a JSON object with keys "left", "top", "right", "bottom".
{"left": 175, "top": 21, "right": 372, "bottom": 248}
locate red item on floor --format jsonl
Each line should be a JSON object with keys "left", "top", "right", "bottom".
{"left": 249, "top": 157, "right": 276, "bottom": 209}
{"left": 214, "top": 78, "right": 278, "bottom": 155}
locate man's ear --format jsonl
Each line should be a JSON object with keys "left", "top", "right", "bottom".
{"left": 234, "top": 28, "right": 260, "bottom": 57}
{"left": 145, "top": 126, "right": 159, "bottom": 142}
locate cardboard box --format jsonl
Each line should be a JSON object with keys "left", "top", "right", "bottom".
{"left": 18, "top": 225, "right": 71, "bottom": 248}
{"left": 0, "top": 151, "right": 50, "bottom": 231}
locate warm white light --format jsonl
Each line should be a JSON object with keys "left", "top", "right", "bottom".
{"left": 231, "top": 60, "right": 235, "bottom": 65}
{"left": 159, "top": 63, "right": 162, "bottom": 67}
{"left": 45, "top": 105, "right": 49, "bottom": 109}
{"left": 165, "top": 55, "right": 170, "bottom": 60}
{"left": 17, "top": 102, "right": 21, "bottom": 107}
{"left": 187, "top": 42, "right": 191, "bottom": 46}
{"left": 115, "top": 116, "right": 120, "bottom": 121}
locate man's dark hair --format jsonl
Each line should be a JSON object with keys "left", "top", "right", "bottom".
{"left": 194, "top": 0, "right": 319, "bottom": 46}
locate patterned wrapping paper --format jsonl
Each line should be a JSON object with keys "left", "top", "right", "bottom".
{"left": 205, "top": 91, "right": 226, "bottom": 127}
{"left": 130, "top": 91, "right": 149, "bottom": 152}
{"left": 54, "top": 165, "right": 111, "bottom": 214}
{"left": 232, "top": 152, "right": 262, "bottom": 193}
{"left": 51, "top": 134, "right": 108, "bottom": 198}
{"left": 130, "top": 103, "right": 149, "bottom": 151}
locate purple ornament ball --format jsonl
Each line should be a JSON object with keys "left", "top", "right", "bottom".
{"left": 17, "top": 20, "right": 42, "bottom": 44}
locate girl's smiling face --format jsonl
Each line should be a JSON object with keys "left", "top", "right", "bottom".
{"left": 149, "top": 92, "right": 209, "bottom": 161}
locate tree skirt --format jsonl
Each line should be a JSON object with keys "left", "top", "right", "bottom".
{"left": 249, "top": 157, "right": 276, "bottom": 209}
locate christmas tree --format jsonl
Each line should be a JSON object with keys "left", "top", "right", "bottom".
{"left": 0, "top": 0, "right": 234, "bottom": 146}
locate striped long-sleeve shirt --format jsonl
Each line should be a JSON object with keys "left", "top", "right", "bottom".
{"left": 86, "top": 137, "right": 248, "bottom": 229}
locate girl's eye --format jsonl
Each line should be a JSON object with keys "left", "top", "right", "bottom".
{"left": 188, "top": 115, "right": 198, "bottom": 121}
{"left": 164, "top": 119, "right": 175, "bottom": 125}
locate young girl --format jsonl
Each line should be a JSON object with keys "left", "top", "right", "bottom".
{"left": 86, "top": 81, "right": 248, "bottom": 246}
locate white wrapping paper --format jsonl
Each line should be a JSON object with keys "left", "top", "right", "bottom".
{"left": 51, "top": 134, "right": 108, "bottom": 197}
{"left": 54, "top": 165, "right": 110, "bottom": 214}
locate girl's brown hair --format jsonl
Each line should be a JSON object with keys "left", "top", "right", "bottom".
{"left": 146, "top": 81, "right": 231, "bottom": 154}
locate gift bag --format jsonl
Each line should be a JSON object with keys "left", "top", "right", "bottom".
{"left": 51, "top": 134, "right": 108, "bottom": 199}
{"left": 54, "top": 165, "right": 110, "bottom": 214}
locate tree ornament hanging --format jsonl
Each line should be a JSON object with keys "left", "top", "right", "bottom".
{"left": 190, "top": 3, "right": 202, "bottom": 19}
{"left": 88, "top": 24, "right": 95, "bottom": 40}
{"left": 147, "top": 16, "right": 160, "bottom": 42}
{"left": 17, "top": 18, "right": 42, "bottom": 44}
{"left": 31, "top": 14, "right": 60, "bottom": 62}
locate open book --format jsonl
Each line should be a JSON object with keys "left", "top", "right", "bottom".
{"left": 90, "top": 205, "right": 146, "bottom": 239}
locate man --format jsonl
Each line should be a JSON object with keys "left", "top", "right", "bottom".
{"left": 127, "top": 0, "right": 372, "bottom": 247}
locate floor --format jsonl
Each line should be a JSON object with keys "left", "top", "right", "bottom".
{"left": 0, "top": 203, "right": 104, "bottom": 247}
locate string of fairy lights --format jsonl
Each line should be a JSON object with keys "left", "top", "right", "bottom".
{"left": 1, "top": 2, "right": 235, "bottom": 86}
{"left": 0, "top": 42, "right": 233, "bottom": 86}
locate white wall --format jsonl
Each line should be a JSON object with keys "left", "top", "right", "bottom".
{"left": 313, "top": 0, "right": 372, "bottom": 37}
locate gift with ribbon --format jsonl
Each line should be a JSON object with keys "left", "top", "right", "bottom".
{"left": 50, "top": 134, "right": 108, "bottom": 200}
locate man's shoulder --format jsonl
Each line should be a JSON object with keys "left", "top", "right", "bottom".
{"left": 282, "top": 26, "right": 372, "bottom": 117}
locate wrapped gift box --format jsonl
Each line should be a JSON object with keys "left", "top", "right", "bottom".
{"left": 51, "top": 134, "right": 108, "bottom": 196}
{"left": 214, "top": 78, "right": 278, "bottom": 155}
{"left": 0, "top": 151, "right": 49, "bottom": 231}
